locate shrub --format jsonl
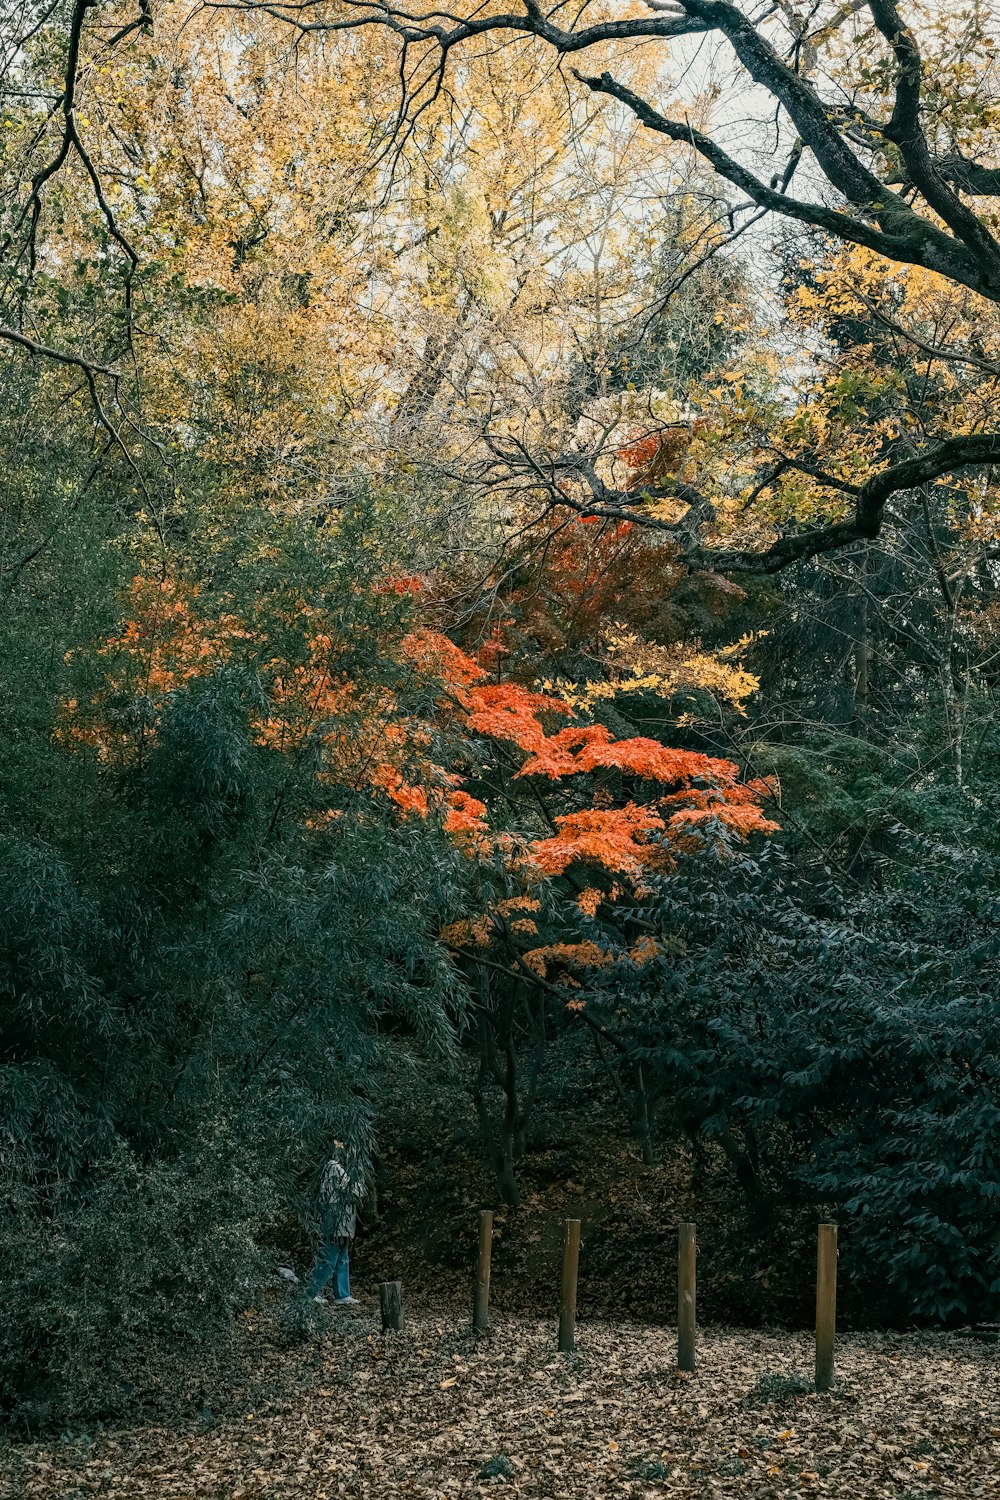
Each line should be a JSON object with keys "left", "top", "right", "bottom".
{"left": 619, "top": 838, "right": 1000, "bottom": 1324}
{"left": 0, "top": 504, "right": 466, "bottom": 1426}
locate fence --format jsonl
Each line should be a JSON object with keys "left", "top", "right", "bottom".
{"left": 378, "top": 1216, "right": 841, "bottom": 1390}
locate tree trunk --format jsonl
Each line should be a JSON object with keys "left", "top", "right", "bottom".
{"left": 632, "top": 1060, "right": 655, "bottom": 1167}
{"left": 717, "top": 1121, "right": 774, "bottom": 1232}
{"left": 471, "top": 974, "right": 523, "bottom": 1207}
{"left": 852, "top": 541, "right": 871, "bottom": 732}
{"left": 583, "top": 1014, "right": 655, "bottom": 1164}
{"left": 495, "top": 1148, "right": 520, "bottom": 1208}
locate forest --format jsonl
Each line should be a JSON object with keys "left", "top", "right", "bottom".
{"left": 1, "top": 0, "right": 999, "bottom": 1489}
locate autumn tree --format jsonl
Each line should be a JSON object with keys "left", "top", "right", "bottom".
{"left": 0, "top": 496, "right": 475, "bottom": 1425}
{"left": 2, "top": 0, "right": 999, "bottom": 1407}
{"left": 735, "top": 237, "right": 1000, "bottom": 786}
{"left": 224, "top": 0, "right": 1000, "bottom": 574}
{"left": 0, "top": 1, "right": 729, "bottom": 506}
{"left": 390, "top": 615, "right": 776, "bottom": 1199}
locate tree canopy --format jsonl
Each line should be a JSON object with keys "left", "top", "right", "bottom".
{"left": 1, "top": 0, "right": 998, "bottom": 1428}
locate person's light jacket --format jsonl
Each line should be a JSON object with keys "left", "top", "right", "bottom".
{"left": 318, "top": 1154, "right": 363, "bottom": 1240}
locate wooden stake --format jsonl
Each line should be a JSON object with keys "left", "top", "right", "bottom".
{"left": 558, "top": 1218, "right": 581, "bottom": 1353}
{"left": 677, "top": 1222, "right": 697, "bottom": 1372}
{"left": 379, "top": 1279, "right": 404, "bottom": 1333}
{"left": 815, "top": 1222, "right": 837, "bottom": 1392}
{"left": 473, "top": 1209, "right": 494, "bottom": 1332}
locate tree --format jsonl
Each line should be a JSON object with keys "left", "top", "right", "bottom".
{"left": 2, "top": 0, "right": 998, "bottom": 1397}
{"left": 389, "top": 610, "right": 777, "bottom": 1200}
{"left": 0, "top": 0, "right": 717, "bottom": 501}
{"left": 241, "top": 0, "right": 1000, "bottom": 572}
{"left": 735, "top": 236, "right": 1000, "bottom": 788}
{"left": 0, "top": 498, "right": 468, "bottom": 1426}
{"left": 617, "top": 832, "right": 1000, "bottom": 1323}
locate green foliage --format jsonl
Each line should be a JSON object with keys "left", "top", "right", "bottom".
{"left": 0, "top": 496, "right": 466, "bottom": 1427}
{"left": 0, "top": 1131, "right": 273, "bottom": 1429}
{"left": 745, "top": 1372, "right": 812, "bottom": 1405}
{"left": 618, "top": 832, "right": 1000, "bottom": 1324}
{"left": 478, "top": 1455, "right": 515, "bottom": 1480}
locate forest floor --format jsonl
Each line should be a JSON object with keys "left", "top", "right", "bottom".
{"left": 2, "top": 1304, "right": 998, "bottom": 1499}
{"left": 5, "top": 1058, "right": 997, "bottom": 1499}
{"left": 341, "top": 1046, "right": 890, "bottom": 1333}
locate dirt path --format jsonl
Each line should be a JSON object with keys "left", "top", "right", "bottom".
{"left": 3, "top": 1316, "right": 998, "bottom": 1499}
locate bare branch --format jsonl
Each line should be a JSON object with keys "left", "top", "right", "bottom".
{"left": 572, "top": 66, "right": 1000, "bottom": 303}
{"left": 705, "top": 432, "right": 1000, "bottom": 573}
{"left": 0, "top": 325, "right": 116, "bottom": 378}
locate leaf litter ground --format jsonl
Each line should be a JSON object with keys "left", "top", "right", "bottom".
{"left": 3, "top": 1307, "right": 998, "bottom": 1499}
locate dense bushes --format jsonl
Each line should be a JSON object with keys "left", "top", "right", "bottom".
{"left": 0, "top": 507, "right": 466, "bottom": 1428}
{"left": 0, "top": 1132, "right": 272, "bottom": 1427}
{"left": 622, "top": 836, "right": 1000, "bottom": 1324}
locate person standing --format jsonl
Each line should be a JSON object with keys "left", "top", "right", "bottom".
{"left": 307, "top": 1139, "right": 365, "bottom": 1305}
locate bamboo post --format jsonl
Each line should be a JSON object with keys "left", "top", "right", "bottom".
{"left": 473, "top": 1209, "right": 494, "bottom": 1332}
{"left": 558, "top": 1218, "right": 581, "bottom": 1353}
{"left": 815, "top": 1222, "right": 837, "bottom": 1391}
{"left": 677, "top": 1222, "right": 697, "bottom": 1372}
{"left": 379, "top": 1279, "right": 404, "bottom": 1332}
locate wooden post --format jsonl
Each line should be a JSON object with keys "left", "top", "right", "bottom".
{"left": 473, "top": 1209, "right": 494, "bottom": 1332}
{"left": 379, "top": 1279, "right": 404, "bottom": 1333}
{"left": 677, "top": 1222, "right": 697, "bottom": 1372}
{"left": 815, "top": 1222, "right": 837, "bottom": 1391}
{"left": 558, "top": 1218, "right": 581, "bottom": 1352}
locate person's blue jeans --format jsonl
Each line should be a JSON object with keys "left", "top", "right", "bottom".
{"left": 308, "top": 1237, "right": 351, "bottom": 1299}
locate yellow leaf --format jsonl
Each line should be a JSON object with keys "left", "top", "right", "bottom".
{"left": 439, "top": 1377, "right": 457, "bottom": 1389}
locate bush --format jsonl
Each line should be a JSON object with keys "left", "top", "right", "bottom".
{"left": 616, "top": 837, "right": 1000, "bottom": 1325}
{"left": 0, "top": 503, "right": 466, "bottom": 1426}
{"left": 0, "top": 1132, "right": 273, "bottom": 1428}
